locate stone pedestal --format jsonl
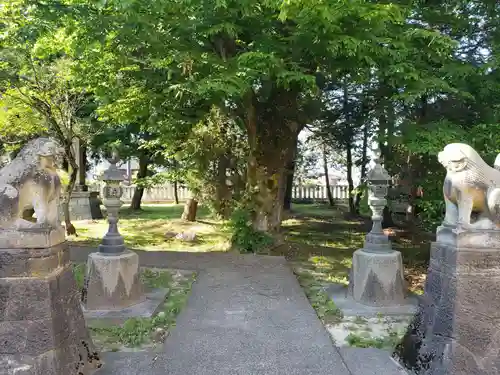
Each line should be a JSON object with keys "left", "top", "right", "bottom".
{"left": 328, "top": 247, "right": 418, "bottom": 318}
{"left": 69, "top": 191, "right": 94, "bottom": 221}
{"left": 83, "top": 250, "right": 145, "bottom": 311}
{"left": 0, "top": 228, "right": 101, "bottom": 375}
{"left": 349, "top": 249, "right": 407, "bottom": 306}
{"left": 394, "top": 227, "right": 500, "bottom": 375}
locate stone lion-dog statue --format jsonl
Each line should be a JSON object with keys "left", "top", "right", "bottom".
{"left": 0, "top": 137, "right": 63, "bottom": 230}
{"left": 438, "top": 143, "right": 500, "bottom": 229}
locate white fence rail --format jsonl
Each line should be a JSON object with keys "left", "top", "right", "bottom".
{"left": 89, "top": 183, "right": 350, "bottom": 203}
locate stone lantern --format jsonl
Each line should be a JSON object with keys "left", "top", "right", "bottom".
{"left": 347, "top": 145, "right": 408, "bottom": 306}
{"left": 83, "top": 151, "right": 145, "bottom": 311}
{"left": 327, "top": 144, "right": 418, "bottom": 318}
{"left": 363, "top": 146, "right": 392, "bottom": 253}
{"left": 99, "top": 151, "right": 126, "bottom": 254}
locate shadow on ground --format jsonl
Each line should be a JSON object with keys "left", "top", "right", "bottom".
{"left": 275, "top": 203, "right": 430, "bottom": 294}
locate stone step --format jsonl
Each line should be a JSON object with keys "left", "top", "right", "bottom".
{"left": 338, "top": 347, "right": 408, "bottom": 375}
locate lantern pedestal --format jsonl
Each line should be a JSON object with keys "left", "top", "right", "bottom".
{"left": 348, "top": 249, "right": 407, "bottom": 306}
{"left": 82, "top": 250, "right": 145, "bottom": 311}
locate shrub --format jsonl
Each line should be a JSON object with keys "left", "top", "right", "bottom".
{"left": 226, "top": 208, "right": 274, "bottom": 253}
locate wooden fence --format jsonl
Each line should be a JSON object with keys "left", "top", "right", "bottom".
{"left": 89, "top": 183, "right": 349, "bottom": 203}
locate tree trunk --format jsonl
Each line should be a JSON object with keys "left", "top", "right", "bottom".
{"left": 130, "top": 153, "right": 149, "bottom": 210}
{"left": 283, "top": 164, "right": 294, "bottom": 211}
{"left": 346, "top": 144, "right": 355, "bottom": 214}
{"left": 382, "top": 205, "right": 395, "bottom": 228}
{"left": 173, "top": 180, "right": 179, "bottom": 205}
{"left": 323, "top": 144, "right": 334, "bottom": 207}
{"left": 355, "top": 123, "right": 370, "bottom": 213}
{"left": 63, "top": 142, "right": 78, "bottom": 236}
{"left": 214, "top": 155, "right": 231, "bottom": 218}
{"left": 182, "top": 198, "right": 198, "bottom": 221}
{"left": 342, "top": 82, "right": 356, "bottom": 215}
{"left": 283, "top": 140, "right": 299, "bottom": 211}
{"left": 244, "top": 88, "right": 302, "bottom": 234}
{"left": 376, "top": 82, "right": 390, "bottom": 161}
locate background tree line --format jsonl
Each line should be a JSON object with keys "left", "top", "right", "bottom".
{"left": 1, "top": 0, "right": 500, "bottom": 245}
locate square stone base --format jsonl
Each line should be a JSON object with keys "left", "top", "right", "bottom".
{"left": 348, "top": 249, "right": 408, "bottom": 307}
{"left": 82, "top": 288, "right": 169, "bottom": 327}
{"left": 0, "top": 252, "right": 101, "bottom": 375}
{"left": 83, "top": 250, "right": 145, "bottom": 311}
{"left": 327, "top": 283, "right": 419, "bottom": 318}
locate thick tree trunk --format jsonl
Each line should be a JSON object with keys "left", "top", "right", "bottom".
{"left": 130, "top": 153, "right": 149, "bottom": 210}
{"left": 182, "top": 198, "right": 198, "bottom": 221}
{"left": 244, "top": 89, "right": 302, "bottom": 234}
{"left": 323, "top": 144, "right": 334, "bottom": 207}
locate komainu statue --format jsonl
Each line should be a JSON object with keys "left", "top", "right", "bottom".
{"left": 0, "top": 137, "right": 63, "bottom": 230}
{"left": 438, "top": 143, "right": 500, "bottom": 229}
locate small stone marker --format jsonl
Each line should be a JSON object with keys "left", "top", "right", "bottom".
{"left": 0, "top": 138, "right": 100, "bottom": 375}
{"left": 175, "top": 231, "right": 197, "bottom": 242}
{"left": 68, "top": 138, "right": 103, "bottom": 221}
{"left": 394, "top": 143, "right": 500, "bottom": 375}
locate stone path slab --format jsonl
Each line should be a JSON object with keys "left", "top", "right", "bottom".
{"left": 338, "top": 348, "right": 407, "bottom": 375}
{"left": 87, "top": 249, "right": 352, "bottom": 375}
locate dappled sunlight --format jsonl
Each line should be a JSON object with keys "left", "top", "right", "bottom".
{"left": 69, "top": 205, "right": 231, "bottom": 252}
{"left": 278, "top": 203, "right": 431, "bottom": 329}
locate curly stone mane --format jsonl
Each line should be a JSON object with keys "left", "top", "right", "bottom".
{"left": 0, "top": 138, "right": 60, "bottom": 186}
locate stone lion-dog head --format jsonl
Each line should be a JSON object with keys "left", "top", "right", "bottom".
{"left": 0, "top": 137, "right": 64, "bottom": 230}
{"left": 438, "top": 143, "right": 485, "bottom": 174}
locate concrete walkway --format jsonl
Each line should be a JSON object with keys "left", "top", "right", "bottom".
{"left": 73, "top": 247, "right": 353, "bottom": 375}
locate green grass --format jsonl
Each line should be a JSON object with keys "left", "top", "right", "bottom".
{"left": 273, "top": 203, "right": 428, "bottom": 346}
{"left": 71, "top": 202, "right": 429, "bottom": 350}
{"left": 72, "top": 264, "right": 196, "bottom": 352}
{"left": 346, "top": 331, "right": 401, "bottom": 350}
{"left": 69, "top": 204, "right": 231, "bottom": 252}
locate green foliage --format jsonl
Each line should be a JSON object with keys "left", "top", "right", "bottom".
{"left": 140, "top": 268, "right": 174, "bottom": 289}
{"left": 170, "top": 106, "right": 248, "bottom": 217}
{"left": 72, "top": 263, "right": 86, "bottom": 289}
{"left": 308, "top": 290, "right": 342, "bottom": 324}
{"left": 354, "top": 184, "right": 371, "bottom": 217}
{"left": 226, "top": 208, "right": 274, "bottom": 253}
{"left": 0, "top": 96, "right": 47, "bottom": 150}
{"left": 3, "top": 0, "right": 500, "bottom": 234}
{"left": 416, "top": 199, "right": 445, "bottom": 232}
{"left": 346, "top": 331, "right": 400, "bottom": 350}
